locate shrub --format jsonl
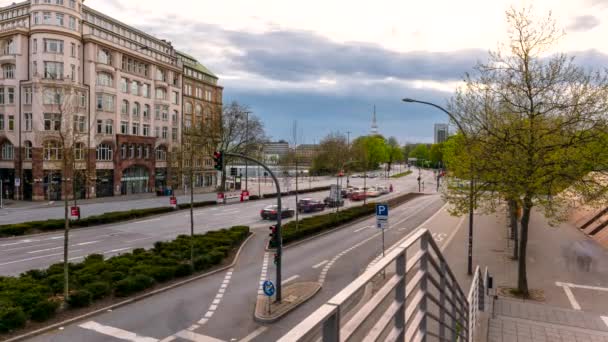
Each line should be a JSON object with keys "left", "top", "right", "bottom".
{"left": 84, "top": 254, "right": 104, "bottom": 264}
{"left": 148, "top": 267, "right": 175, "bottom": 282}
{"left": 175, "top": 264, "right": 193, "bottom": 277}
{"left": 67, "top": 290, "right": 92, "bottom": 308}
{"left": 0, "top": 306, "right": 26, "bottom": 332}
{"left": 84, "top": 281, "right": 111, "bottom": 300}
{"left": 29, "top": 299, "right": 60, "bottom": 322}
{"left": 193, "top": 255, "right": 212, "bottom": 271}
{"left": 207, "top": 250, "right": 225, "bottom": 265}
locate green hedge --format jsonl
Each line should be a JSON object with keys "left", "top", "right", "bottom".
{"left": 0, "top": 226, "right": 249, "bottom": 333}
{"left": 391, "top": 171, "right": 413, "bottom": 178}
{"left": 281, "top": 193, "right": 420, "bottom": 245}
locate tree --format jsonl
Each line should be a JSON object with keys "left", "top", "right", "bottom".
{"left": 39, "top": 81, "right": 90, "bottom": 302}
{"left": 216, "top": 102, "right": 267, "bottom": 191}
{"left": 385, "top": 137, "right": 403, "bottom": 172}
{"left": 446, "top": 7, "right": 608, "bottom": 297}
{"left": 310, "top": 133, "right": 349, "bottom": 175}
{"left": 429, "top": 143, "right": 444, "bottom": 168}
{"left": 409, "top": 144, "right": 429, "bottom": 164}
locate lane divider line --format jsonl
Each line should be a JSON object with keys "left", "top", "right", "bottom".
{"left": 257, "top": 252, "right": 270, "bottom": 296}
{"left": 282, "top": 275, "right": 300, "bottom": 285}
{"left": 197, "top": 268, "right": 234, "bottom": 325}
{"left": 312, "top": 260, "right": 328, "bottom": 269}
{"left": 238, "top": 326, "right": 268, "bottom": 342}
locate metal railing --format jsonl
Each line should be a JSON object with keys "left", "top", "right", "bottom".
{"left": 280, "top": 228, "right": 488, "bottom": 342}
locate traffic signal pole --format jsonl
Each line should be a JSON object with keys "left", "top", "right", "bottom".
{"left": 221, "top": 152, "right": 284, "bottom": 302}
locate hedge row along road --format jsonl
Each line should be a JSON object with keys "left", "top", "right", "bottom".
{"left": 0, "top": 226, "right": 250, "bottom": 335}
{"left": 391, "top": 170, "right": 414, "bottom": 178}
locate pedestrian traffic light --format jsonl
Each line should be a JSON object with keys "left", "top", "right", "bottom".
{"left": 273, "top": 253, "right": 279, "bottom": 265}
{"left": 269, "top": 225, "right": 277, "bottom": 248}
{"left": 213, "top": 151, "right": 223, "bottom": 171}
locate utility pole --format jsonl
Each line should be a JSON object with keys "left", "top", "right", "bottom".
{"left": 346, "top": 131, "right": 351, "bottom": 188}
{"left": 293, "top": 121, "right": 299, "bottom": 231}
{"left": 243, "top": 111, "right": 251, "bottom": 192}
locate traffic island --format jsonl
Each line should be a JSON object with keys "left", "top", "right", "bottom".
{"left": 254, "top": 282, "right": 321, "bottom": 323}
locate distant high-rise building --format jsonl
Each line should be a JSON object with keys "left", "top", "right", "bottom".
{"left": 434, "top": 124, "right": 449, "bottom": 144}
{"left": 370, "top": 105, "right": 379, "bottom": 135}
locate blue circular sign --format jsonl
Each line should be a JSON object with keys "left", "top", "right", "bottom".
{"left": 263, "top": 280, "right": 275, "bottom": 297}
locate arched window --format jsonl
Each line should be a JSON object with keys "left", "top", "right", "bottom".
{"left": 121, "top": 100, "right": 129, "bottom": 115}
{"left": 1, "top": 141, "right": 13, "bottom": 160}
{"left": 43, "top": 141, "right": 62, "bottom": 160}
{"left": 143, "top": 104, "right": 150, "bottom": 119}
{"left": 155, "top": 146, "right": 167, "bottom": 161}
{"left": 96, "top": 72, "right": 113, "bottom": 87}
{"left": 184, "top": 102, "right": 192, "bottom": 114}
{"left": 132, "top": 102, "right": 140, "bottom": 118}
{"left": 24, "top": 141, "right": 32, "bottom": 160}
{"left": 2, "top": 64, "right": 15, "bottom": 79}
{"left": 97, "top": 143, "right": 113, "bottom": 161}
{"left": 98, "top": 49, "right": 112, "bottom": 65}
{"left": 74, "top": 142, "right": 85, "bottom": 161}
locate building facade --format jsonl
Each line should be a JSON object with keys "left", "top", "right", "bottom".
{"left": 263, "top": 141, "right": 290, "bottom": 165}
{"left": 0, "top": 0, "right": 220, "bottom": 201}
{"left": 434, "top": 123, "right": 448, "bottom": 144}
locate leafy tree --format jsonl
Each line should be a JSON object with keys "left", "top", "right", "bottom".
{"left": 386, "top": 137, "right": 403, "bottom": 172}
{"left": 446, "top": 7, "right": 608, "bottom": 297}
{"left": 310, "top": 133, "right": 349, "bottom": 175}
{"left": 429, "top": 143, "right": 444, "bottom": 168}
{"left": 409, "top": 144, "right": 429, "bottom": 163}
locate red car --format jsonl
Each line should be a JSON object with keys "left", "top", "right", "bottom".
{"left": 349, "top": 190, "right": 367, "bottom": 201}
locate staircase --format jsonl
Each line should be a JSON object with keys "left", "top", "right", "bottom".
{"left": 575, "top": 207, "right": 608, "bottom": 249}
{"left": 489, "top": 298, "right": 608, "bottom": 342}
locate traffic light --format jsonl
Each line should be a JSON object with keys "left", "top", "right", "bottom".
{"left": 273, "top": 253, "right": 279, "bottom": 265}
{"left": 269, "top": 225, "right": 277, "bottom": 248}
{"left": 213, "top": 151, "right": 223, "bottom": 171}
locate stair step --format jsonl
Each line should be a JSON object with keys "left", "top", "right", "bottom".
{"left": 494, "top": 298, "right": 608, "bottom": 332}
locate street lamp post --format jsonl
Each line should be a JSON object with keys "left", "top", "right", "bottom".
{"left": 243, "top": 111, "right": 251, "bottom": 192}
{"left": 402, "top": 98, "right": 475, "bottom": 276}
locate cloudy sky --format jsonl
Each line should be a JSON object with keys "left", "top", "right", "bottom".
{"left": 17, "top": 0, "right": 608, "bottom": 142}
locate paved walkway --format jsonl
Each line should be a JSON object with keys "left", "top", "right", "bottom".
{"left": 442, "top": 205, "right": 608, "bottom": 341}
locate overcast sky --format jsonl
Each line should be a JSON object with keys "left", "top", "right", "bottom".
{"left": 14, "top": 0, "right": 608, "bottom": 143}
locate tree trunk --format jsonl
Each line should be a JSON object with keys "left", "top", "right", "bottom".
{"left": 517, "top": 197, "right": 532, "bottom": 298}
{"left": 63, "top": 163, "right": 70, "bottom": 301}
{"left": 508, "top": 199, "right": 519, "bottom": 260}
{"left": 190, "top": 169, "right": 194, "bottom": 266}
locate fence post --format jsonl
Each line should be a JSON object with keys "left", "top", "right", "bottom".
{"left": 395, "top": 251, "right": 406, "bottom": 341}
{"left": 420, "top": 234, "right": 429, "bottom": 342}
{"left": 322, "top": 306, "right": 340, "bottom": 342}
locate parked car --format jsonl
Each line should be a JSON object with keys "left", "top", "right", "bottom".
{"left": 349, "top": 190, "right": 367, "bottom": 201}
{"left": 324, "top": 196, "right": 345, "bottom": 208}
{"left": 366, "top": 187, "right": 381, "bottom": 197}
{"left": 260, "top": 205, "right": 296, "bottom": 220}
{"left": 297, "top": 198, "right": 326, "bottom": 213}
{"left": 377, "top": 185, "right": 390, "bottom": 195}
{"left": 341, "top": 187, "right": 354, "bottom": 198}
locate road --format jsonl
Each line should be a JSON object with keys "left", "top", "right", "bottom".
{"left": 0, "top": 171, "right": 431, "bottom": 276}
{"left": 25, "top": 170, "right": 461, "bottom": 342}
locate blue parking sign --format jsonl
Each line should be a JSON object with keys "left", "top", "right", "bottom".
{"left": 376, "top": 204, "right": 388, "bottom": 219}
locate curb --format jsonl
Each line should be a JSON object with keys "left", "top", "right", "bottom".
{"left": 4, "top": 232, "right": 256, "bottom": 342}
{"left": 253, "top": 282, "right": 322, "bottom": 323}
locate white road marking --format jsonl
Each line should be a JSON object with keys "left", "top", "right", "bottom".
{"left": 28, "top": 246, "right": 63, "bottom": 254}
{"left": 176, "top": 330, "right": 225, "bottom": 342}
{"left": 105, "top": 247, "right": 132, "bottom": 254}
{"left": 601, "top": 316, "right": 608, "bottom": 328}
{"left": 197, "top": 268, "right": 234, "bottom": 325}
{"left": 556, "top": 282, "right": 608, "bottom": 292}
{"left": 312, "top": 260, "right": 328, "bottom": 269}
{"left": 354, "top": 226, "right": 370, "bottom": 233}
{"left": 282, "top": 275, "right": 299, "bottom": 285}
{"left": 187, "top": 324, "right": 199, "bottom": 331}
{"left": 135, "top": 218, "right": 161, "bottom": 224}
{"left": 1, "top": 239, "right": 37, "bottom": 247}
{"left": 557, "top": 283, "right": 582, "bottom": 310}
{"left": 441, "top": 216, "right": 466, "bottom": 252}
{"left": 126, "top": 237, "right": 156, "bottom": 243}
{"left": 257, "top": 252, "right": 270, "bottom": 296}
{"left": 79, "top": 321, "right": 158, "bottom": 342}
{"left": 76, "top": 240, "right": 100, "bottom": 246}
{"left": 159, "top": 337, "right": 176, "bottom": 342}
{"left": 2, "top": 242, "right": 55, "bottom": 252}
{"left": 0, "top": 250, "right": 82, "bottom": 266}
{"left": 238, "top": 326, "right": 268, "bottom": 342}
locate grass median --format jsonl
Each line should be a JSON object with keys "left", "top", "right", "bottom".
{"left": 280, "top": 192, "right": 423, "bottom": 246}
{"left": 0, "top": 185, "right": 331, "bottom": 238}
{"left": 0, "top": 225, "right": 249, "bottom": 334}
{"left": 390, "top": 171, "right": 413, "bottom": 178}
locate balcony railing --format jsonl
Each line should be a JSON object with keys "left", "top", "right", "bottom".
{"left": 279, "top": 228, "right": 489, "bottom": 342}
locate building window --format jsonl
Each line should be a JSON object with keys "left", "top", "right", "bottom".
{"left": 132, "top": 123, "right": 139, "bottom": 135}
{"left": 131, "top": 81, "right": 138, "bottom": 95}
{"left": 184, "top": 102, "right": 192, "bottom": 114}
{"left": 44, "top": 39, "right": 64, "bottom": 54}
{"left": 0, "top": 88, "right": 4, "bottom": 105}
{"left": 162, "top": 126, "right": 168, "bottom": 139}
{"left": 73, "top": 115, "right": 86, "bottom": 133}
{"left": 156, "top": 146, "right": 167, "bottom": 161}
{"left": 172, "top": 128, "right": 178, "bottom": 141}
{"left": 120, "top": 77, "right": 128, "bottom": 93}
{"left": 105, "top": 119, "right": 113, "bottom": 134}
{"left": 162, "top": 106, "right": 168, "bottom": 121}
{"left": 44, "top": 62, "right": 64, "bottom": 79}
{"left": 156, "top": 68, "right": 165, "bottom": 82}
{"left": 132, "top": 102, "right": 140, "bottom": 118}
{"left": 43, "top": 12, "right": 52, "bottom": 25}
{"left": 24, "top": 87, "right": 32, "bottom": 105}
{"left": 121, "top": 144, "right": 127, "bottom": 159}
{"left": 121, "top": 100, "right": 129, "bottom": 116}
{"left": 44, "top": 113, "right": 62, "bottom": 131}
{"left": 1, "top": 141, "right": 13, "bottom": 160}
{"left": 142, "top": 84, "right": 150, "bottom": 98}
{"left": 97, "top": 119, "right": 103, "bottom": 133}
{"left": 24, "top": 113, "right": 32, "bottom": 131}
{"left": 70, "top": 43, "right": 76, "bottom": 57}
{"left": 1, "top": 39, "right": 15, "bottom": 55}
{"left": 69, "top": 16, "right": 76, "bottom": 30}
{"left": 120, "top": 121, "right": 128, "bottom": 134}
{"left": 155, "top": 88, "right": 166, "bottom": 100}
{"left": 33, "top": 12, "right": 40, "bottom": 25}
{"left": 96, "top": 144, "right": 113, "bottom": 161}
{"left": 80, "top": 92, "right": 87, "bottom": 107}
{"left": 74, "top": 142, "right": 85, "bottom": 161}
{"left": 7, "top": 115, "right": 13, "bottom": 131}
{"left": 2, "top": 64, "right": 15, "bottom": 79}
{"left": 44, "top": 88, "right": 63, "bottom": 104}
{"left": 137, "top": 145, "right": 142, "bottom": 159}
{"left": 121, "top": 55, "right": 148, "bottom": 77}
{"left": 129, "top": 144, "right": 134, "bottom": 158}
{"left": 172, "top": 91, "right": 179, "bottom": 105}
{"left": 71, "top": 64, "right": 76, "bottom": 81}
{"left": 144, "top": 145, "right": 150, "bottom": 159}
{"left": 69, "top": 0, "right": 75, "bottom": 8}
{"left": 32, "top": 39, "right": 37, "bottom": 54}
{"left": 24, "top": 141, "right": 32, "bottom": 160}
{"left": 184, "top": 115, "right": 192, "bottom": 129}
{"left": 43, "top": 141, "right": 62, "bottom": 160}
{"left": 7, "top": 88, "right": 14, "bottom": 104}
{"left": 154, "top": 105, "right": 161, "bottom": 120}
{"left": 143, "top": 124, "right": 150, "bottom": 136}
{"left": 56, "top": 13, "right": 64, "bottom": 26}
{"left": 172, "top": 110, "right": 178, "bottom": 125}
{"left": 155, "top": 126, "right": 160, "bottom": 138}
{"left": 96, "top": 94, "right": 115, "bottom": 111}
{"left": 96, "top": 72, "right": 113, "bottom": 87}
{"left": 143, "top": 104, "right": 150, "bottom": 119}
{"left": 0, "top": 114, "right": 4, "bottom": 130}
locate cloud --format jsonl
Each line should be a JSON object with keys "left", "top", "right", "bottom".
{"left": 567, "top": 15, "right": 601, "bottom": 32}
